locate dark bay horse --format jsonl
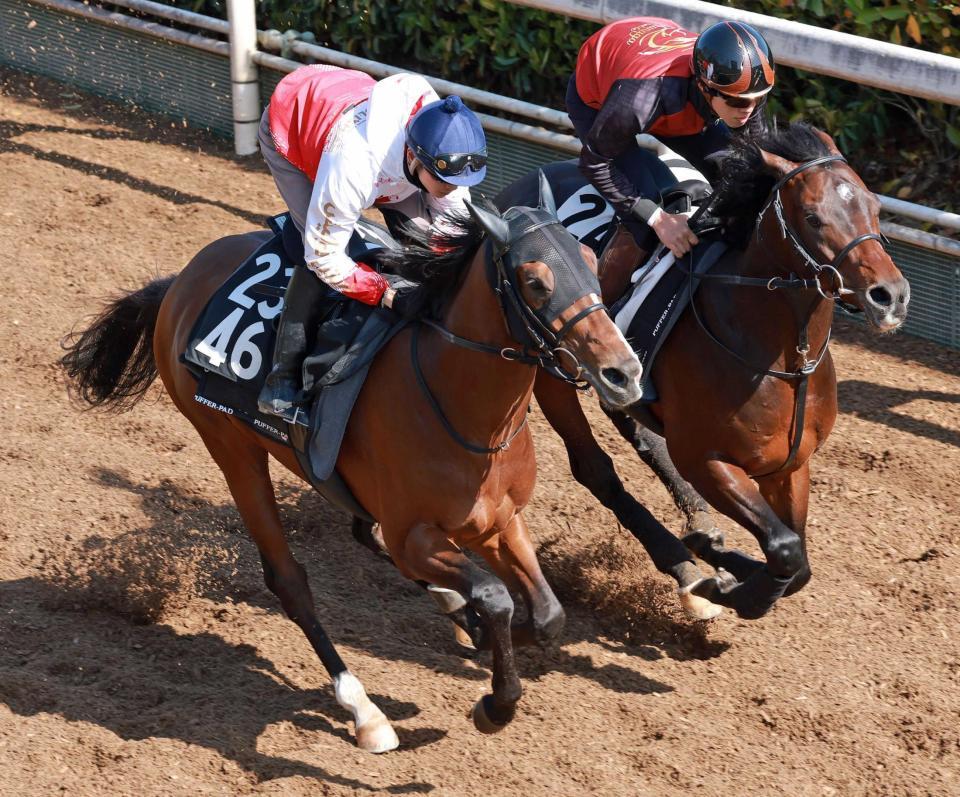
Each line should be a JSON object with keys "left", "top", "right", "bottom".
{"left": 60, "top": 178, "right": 643, "bottom": 752}
{"left": 501, "top": 124, "right": 910, "bottom": 621}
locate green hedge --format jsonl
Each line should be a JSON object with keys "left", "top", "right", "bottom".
{"left": 174, "top": 0, "right": 957, "bottom": 209}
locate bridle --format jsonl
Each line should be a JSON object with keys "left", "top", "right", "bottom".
{"left": 411, "top": 211, "right": 606, "bottom": 455}
{"left": 681, "top": 153, "right": 887, "bottom": 473}
{"left": 755, "top": 154, "right": 885, "bottom": 305}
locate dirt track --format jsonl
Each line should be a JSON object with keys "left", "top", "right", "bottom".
{"left": 1, "top": 68, "right": 959, "bottom": 796}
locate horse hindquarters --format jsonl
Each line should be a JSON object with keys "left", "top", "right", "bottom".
{"left": 154, "top": 238, "right": 398, "bottom": 752}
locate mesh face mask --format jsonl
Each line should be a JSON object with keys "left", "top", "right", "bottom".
{"left": 494, "top": 206, "right": 600, "bottom": 331}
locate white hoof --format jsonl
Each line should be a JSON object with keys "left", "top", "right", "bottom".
{"left": 678, "top": 580, "right": 724, "bottom": 620}
{"left": 453, "top": 623, "right": 477, "bottom": 651}
{"left": 334, "top": 671, "right": 399, "bottom": 753}
{"left": 356, "top": 713, "right": 400, "bottom": 753}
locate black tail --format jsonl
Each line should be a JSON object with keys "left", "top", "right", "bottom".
{"left": 60, "top": 275, "right": 176, "bottom": 412}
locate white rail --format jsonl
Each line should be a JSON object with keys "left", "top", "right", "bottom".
{"left": 27, "top": 0, "right": 228, "bottom": 55}
{"left": 17, "top": 0, "right": 959, "bottom": 246}
{"left": 506, "top": 0, "right": 960, "bottom": 106}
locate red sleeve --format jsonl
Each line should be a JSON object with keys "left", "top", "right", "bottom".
{"left": 337, "top": 261, "right": 388, "bottom": 305}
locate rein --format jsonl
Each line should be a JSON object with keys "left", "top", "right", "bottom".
{"left": 410, "top": 225, "right": 605, "bottom": 456}
{"left": 682, "top": 153, "right": 886, "bottom": 474}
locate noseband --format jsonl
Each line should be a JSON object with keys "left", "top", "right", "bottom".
{"left": 756, "top": 154, "right": 887, "bottom": 302}
{"left": 683, "top": 152, "right": 888, "bottom": 474}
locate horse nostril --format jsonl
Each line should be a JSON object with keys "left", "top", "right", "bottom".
{"left": 601, "top": 367, "right": 628, "bottom": 389}
{"left": 868, "top": 285, "right": 893, "bottom": 307}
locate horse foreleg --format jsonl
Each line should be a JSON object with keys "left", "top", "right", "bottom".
{"left": 533, "top": 373, "right": 719, "bottom": 619}
{"left": 680, "top": 458, "right": 806, "bottom": 619}
{"left": 757, "top": 462, "right": 812, "bottom": 596}
{"left": 399, "top": 523, "right": 521, "bottom": 734}
{"left": 604, "top": 409, "right": 720, "bottom": 541}
{"left": 203, "top": 433, "right": 398, "bottom": 753}
{"left": 477, "top": 513, "right": 565, "bottom": 649}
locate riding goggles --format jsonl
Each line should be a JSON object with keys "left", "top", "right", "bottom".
{"left": 702, "top": 86, "right": 757, "bottom": 109}
{"left": 413, "top": 145, "right": 488, "bottom": 178}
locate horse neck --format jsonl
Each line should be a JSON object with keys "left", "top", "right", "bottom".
{"left": 425, "top": 244, "right": 535, "bottom": 437}
{"left": 707, "top": 214, "right": 834, "bottom": 372}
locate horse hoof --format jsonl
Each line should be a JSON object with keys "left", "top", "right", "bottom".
{"left": 356, "top": 714, "right": 400, "bottom": 753}
{"left": 471, "top": 695, "right": 512, "bottom": 734}
{"left": 690, "top": 569, "right": 740, "bottom": 606}
{"left": 685, "top": 512, "right": 724, "bottom": 545}
{"left": 453, "top": 623, "right": 478, "bottom": 653}
{"left": 678, "top": 580, "right": 723, "bottom": 620}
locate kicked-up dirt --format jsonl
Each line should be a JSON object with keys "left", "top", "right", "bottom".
{"left": 1, "top": 68, "right": 958, "bottom": 796}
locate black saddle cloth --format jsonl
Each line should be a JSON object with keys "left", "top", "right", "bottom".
{"left": 182, "top": 213, "right": 406, "bottom": 521}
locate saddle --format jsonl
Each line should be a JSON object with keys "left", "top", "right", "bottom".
{"left": 611, "top": 189, "right": 728, "bottom": 401}
{"left": 182, "top": 213, "right": 407, "bottom": 521}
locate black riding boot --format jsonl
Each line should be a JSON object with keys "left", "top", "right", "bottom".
{"left": 257, "top": 263, "right": 327, "bottom": 422}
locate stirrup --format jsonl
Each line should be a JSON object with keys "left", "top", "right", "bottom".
{"left": 258, "top": 401, "right": 302, "bottom": 424}
{"left": 257, "top": 379, "right": 301, "bottom": 422}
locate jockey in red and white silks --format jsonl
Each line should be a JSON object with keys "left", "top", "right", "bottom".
{"left": 264, "top": 66, "right": 484, "bottom": 306}
{"left": 257, "top": 64, "right": 488, "bottom": 420}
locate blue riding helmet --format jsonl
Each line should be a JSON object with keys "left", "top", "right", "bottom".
{"left": 405, "top": 95, "right": 487, "bottom": 187}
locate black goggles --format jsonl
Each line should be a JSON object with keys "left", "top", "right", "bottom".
{"left": 703, "top": 85, "right": 758, "bottom": 109}
{"left": 413, "top": 145, "right": 487, "bottom": 177}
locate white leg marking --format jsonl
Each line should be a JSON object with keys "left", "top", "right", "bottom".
{"left": 426, "top": 584, "right": 467, "bottom": 613}
{"left": 334, "top": 671, "right": 399, "bottom": 753}
{"left": 678, "top": 580, "right": 724, "bottom": 621}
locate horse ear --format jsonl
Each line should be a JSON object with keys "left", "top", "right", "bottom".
{"left": 813, "top": 127, "right": 843, "bottom": 157}
{"left": 537, "top": 170, "right": 557, "bottom": 217}
{"left": 758, "top": 148, "right": 797, "bottom": 178}
{"left": 465, "top": 201, "right": 511, "bottom": 247}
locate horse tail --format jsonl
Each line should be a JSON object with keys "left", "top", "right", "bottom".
{"left": 60, "top": 275, "right": 176, "bottom": 412}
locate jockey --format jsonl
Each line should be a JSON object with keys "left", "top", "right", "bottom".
{"left": 567, "top": 17, "right": 775, "bottom": 297}
{"left": 257, "top": 65, "right": 487, "bottom": 421}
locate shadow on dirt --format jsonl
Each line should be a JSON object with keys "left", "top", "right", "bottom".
{"left": 838, "top": 379, "right": 959, "bottom": 448}
{"left": 0, "top": 466, "right": 699, "bottom": 773}
{"left": 0, "top": 573, "right": 436, "bottom": 792}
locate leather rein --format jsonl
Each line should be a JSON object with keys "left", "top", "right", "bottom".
{"left": 681, "top": 153, "right": 886, "bottom": 474}
{"left": 411, "top": 224, "right": 605, "bottom": 455}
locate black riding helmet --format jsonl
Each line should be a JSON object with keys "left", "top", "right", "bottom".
{"left": 693, "top": 21, "right": 775, "bottom": 99}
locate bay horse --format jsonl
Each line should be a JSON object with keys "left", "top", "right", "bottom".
{"left": 60, "top": 176, "right": 643, "bottom": 752}
{"left": 501, "top": 123, "right": 910, "bottom": 621}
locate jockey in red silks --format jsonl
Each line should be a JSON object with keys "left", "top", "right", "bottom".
{"left": 567, "top": 18, "right": 776, "bottom": 296}
{"left": 257, "top": 65, "right": 487, "bottom": 421}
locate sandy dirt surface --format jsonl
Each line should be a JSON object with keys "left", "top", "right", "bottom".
{"left": 1, "top": 68, "right": 958, "bottom": 796}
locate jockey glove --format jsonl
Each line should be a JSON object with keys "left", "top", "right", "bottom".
{"left": 381, "top": 273, "right": 431, "bottom": 320}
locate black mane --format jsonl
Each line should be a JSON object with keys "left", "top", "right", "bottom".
{"left": 374, "top": 213, "right": 484, "bottom": 313}
{"left": 710, "top": 121, "right": 834, "bottom": 245}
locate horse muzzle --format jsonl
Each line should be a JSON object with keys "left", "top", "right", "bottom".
{"left": 860, "top": 276, "right": 910, "bottom": 333}
{"left": 584, "top": 351, "right": 644, "bottom": 409}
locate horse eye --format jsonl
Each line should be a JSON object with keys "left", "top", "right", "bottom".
{"left": 526, "top": 276, "right": 546, "bottom": 292}
{"left": 806, "top": 213, "right": 823, "bottom": 229}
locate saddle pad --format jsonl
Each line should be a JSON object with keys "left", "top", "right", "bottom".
{"left": 184, "top": 216, "right": 306, "bottom": 383}
{"left": 613, "top": 239, "right": 728, "bottom": 401}
{"left": 182, "top": 213, "right": 391, "bottom": 521}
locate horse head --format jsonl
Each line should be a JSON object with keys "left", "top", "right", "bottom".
{"left": 757, "top": 128, "right": 909, "bottom": 332}
{"left": 467, "top": 171, "right": 642, "bottom": 407}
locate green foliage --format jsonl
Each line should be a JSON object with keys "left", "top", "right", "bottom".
{"left": 710, "top": 1, "right": 959, "bottom": 205}
{"left": 166, "top": 0, "right": 957, "bottom": 206}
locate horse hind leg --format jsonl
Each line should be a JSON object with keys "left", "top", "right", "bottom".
{"left": 202, "top": 430, "right": 397, "bottom": 752}
{"left": 398, "top": 523, "right": 522, "bottom": 733}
